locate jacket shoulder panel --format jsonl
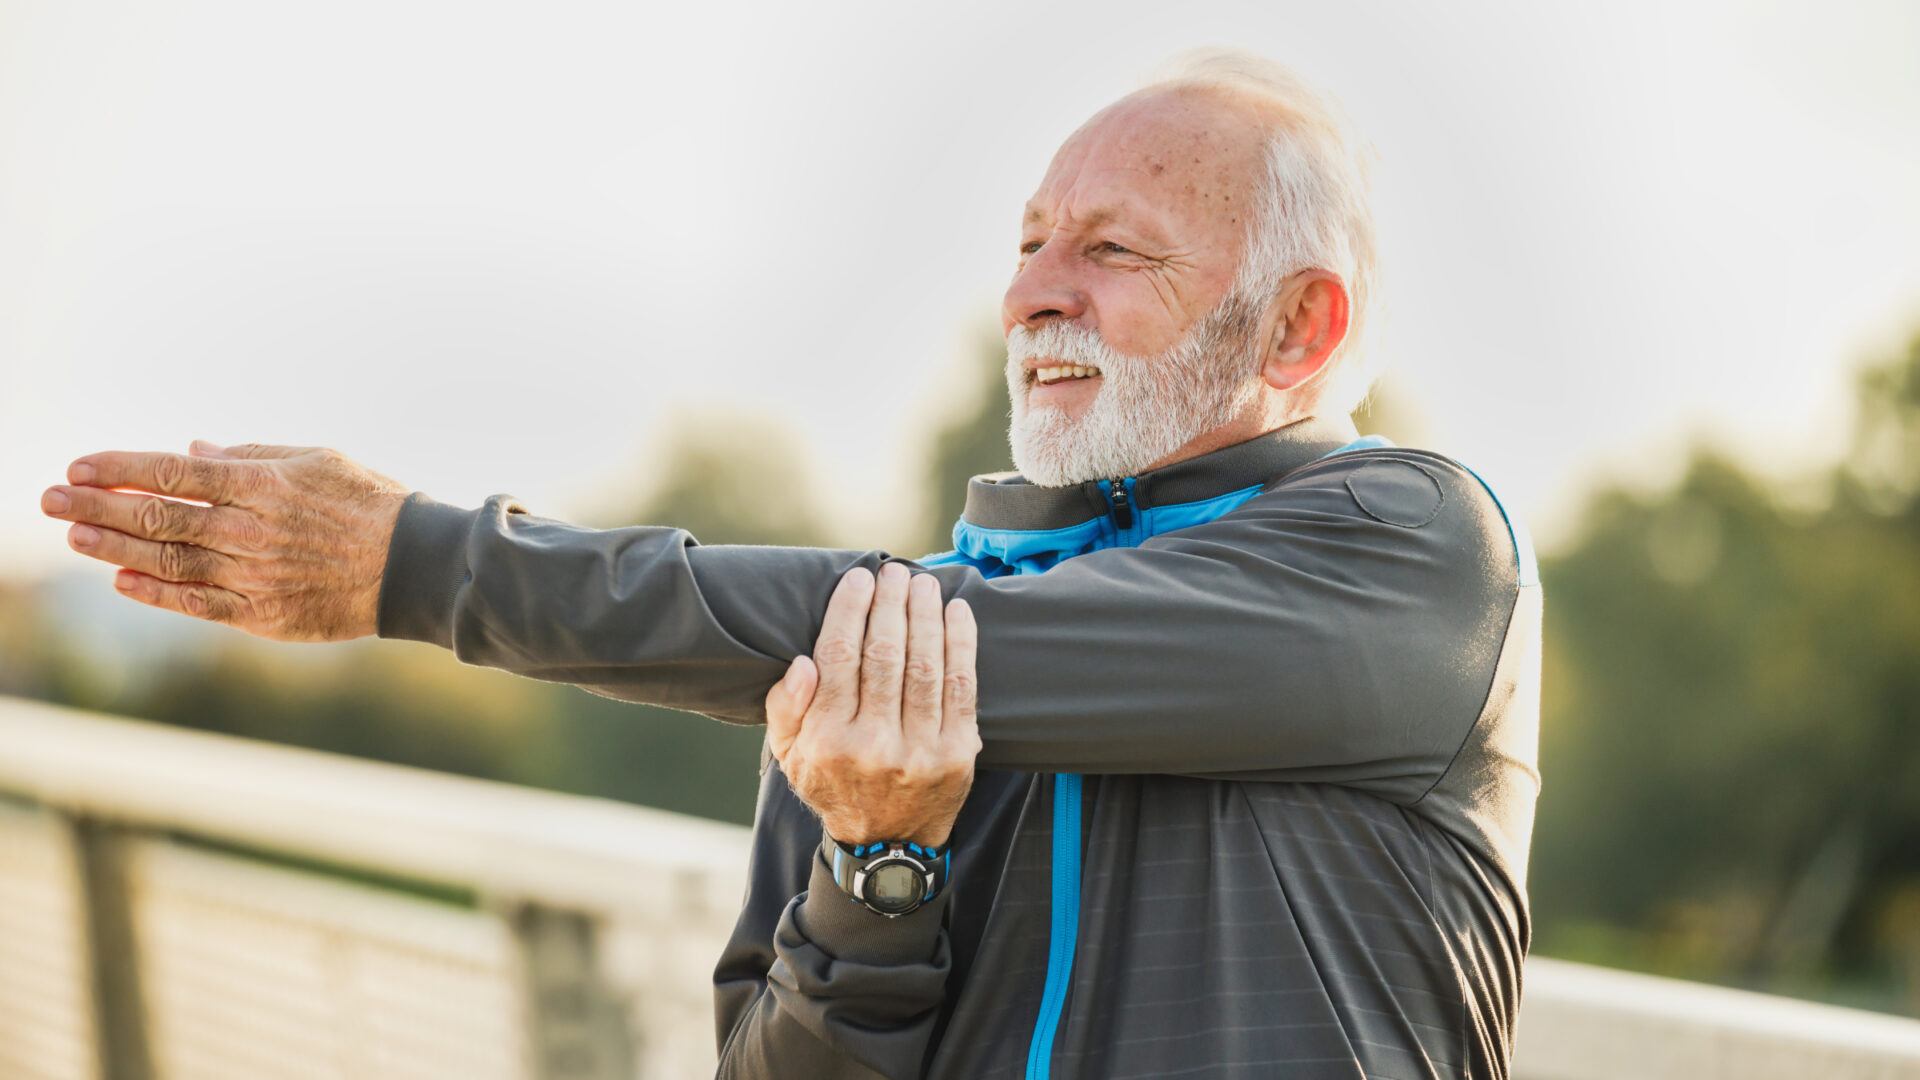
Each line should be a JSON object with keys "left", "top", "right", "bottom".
{"left": 1346, "top": 460, "right": 1447, "bottom": 527}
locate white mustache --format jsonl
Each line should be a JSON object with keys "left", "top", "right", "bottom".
{"left": 1005, "top": 321, "right": 1125, "bottom": 373}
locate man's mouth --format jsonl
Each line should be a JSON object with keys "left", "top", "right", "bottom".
{"left": 1032, "top": 364, "right": 1102, "bottom": 387}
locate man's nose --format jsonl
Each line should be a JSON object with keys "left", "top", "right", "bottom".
{"left": 1002, "top": 242, "right": 1088, "bottom": 331}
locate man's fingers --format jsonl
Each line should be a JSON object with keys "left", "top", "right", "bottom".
{"left": 810, "top": 567, "right": 875, "bottom": 717}
{"left": 67, "top": 523, "right": 238, "bottom": 587}
{"left": 764, "top": 655, "right": 818, "bottom": 762}
{"left": 901, "top": 573, "right": 945, "bottom": 739}
{"left": 858, "top": 562, "right": 911, "bottom": 727}
{"left": 112, "top": 569, "right": 247, "bottom": 625}
{"left": 214, "top": 442, "right": 308, "bottom": 460}
{"left": 941, "top": 597, "right": 980, "bottom": 745}
{"left": 67, "top": 451, "right": 248, "bottom": 505}
{"left": 42, "top": 485, "right": 234, "bottom": 547}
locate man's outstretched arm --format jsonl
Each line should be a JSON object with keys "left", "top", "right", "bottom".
{"left": 43, "top": 441, "right": 1523, "bottom": 795}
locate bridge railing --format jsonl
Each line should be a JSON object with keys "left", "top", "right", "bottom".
{"left": 2, "top": 695, "right": 1918, "bottom": 1079}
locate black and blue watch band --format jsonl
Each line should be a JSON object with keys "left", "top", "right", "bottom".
{"left": 827, "top": 838, "right": 951, "bottom": 918}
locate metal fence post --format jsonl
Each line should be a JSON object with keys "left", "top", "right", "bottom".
{"left": 514, "top": 904, "right": 638, "bottom": 1080}
{"left": 71, "top": 817, "right": 153, "bottom": 1080}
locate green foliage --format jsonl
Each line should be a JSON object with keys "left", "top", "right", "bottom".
{"left": 915, "top": 327, "right": 1013, "bottom": 556}
{"left": 601, "top": 413, "right": 829, "bottom": 547}
{"left": 1532, "top": 330, "right": 1920, "bottom": 1013}
{"left": 1844, "top": 331, "right": 1920, "bottom": 518}
{"left": 0, "top": 585, "right": 58, "bottom": 701}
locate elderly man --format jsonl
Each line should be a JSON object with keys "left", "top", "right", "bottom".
{"left": 41, "top": 51, "right": 1539, "bottom": 1079}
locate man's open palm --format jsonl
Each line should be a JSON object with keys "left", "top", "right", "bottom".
{"left": 41, "top": 442, "right": 408, "bottom": 641}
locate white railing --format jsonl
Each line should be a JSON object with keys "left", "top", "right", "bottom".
{"left": 1518, "top": 957, "right": 1920, "bottom": 1079}
{"left": 2, "top": 695, "right": 1919, "bottom": 1079}
{"left": 0, "top": 695, "right": 748, "bottom": 1080}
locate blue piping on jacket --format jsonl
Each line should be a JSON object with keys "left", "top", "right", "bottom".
{"left": 1454, "top": 462, "right": 1539, "bottom": 587}
{"left": 1025, "top": 773, "right": 1082, "bottom": 1079}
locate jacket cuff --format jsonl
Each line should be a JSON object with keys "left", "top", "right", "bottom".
{"left": 791, "top": 840, "right": 950, "bottom": 967}
{"left": 376, "top": 492, "right": 477, "bottom": 649}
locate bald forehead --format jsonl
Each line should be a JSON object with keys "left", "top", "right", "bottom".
{"left": 1024, "top": 87, "right": 1272, "bottom": 245}
{"left": 1072, "top": 88, "right": 1271, "bottom": 182}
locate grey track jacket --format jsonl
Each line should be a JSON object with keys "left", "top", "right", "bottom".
{"left": 377, "top": 414, "right": 1542, "bottom": 1079}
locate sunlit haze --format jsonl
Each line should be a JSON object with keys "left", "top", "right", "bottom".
{"left": 4, "top": 0, "right": 1918, "bottom": 582}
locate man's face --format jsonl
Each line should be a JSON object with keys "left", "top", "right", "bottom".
{"left": 1002, "top": 89, "right": 1273, "bottom": 486}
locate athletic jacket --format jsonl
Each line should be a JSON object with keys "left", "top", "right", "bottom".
{"left": 376, "top": 413, "right": 1542, "bottom": 1079}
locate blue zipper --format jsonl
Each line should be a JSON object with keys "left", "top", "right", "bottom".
{"left": 1024, "top": 772, "right": 1082, "bottom": 1080}
{"left": 1024, "top": 478, "right": 1135, "bottom": 1079}
{"left": 1097, "top": 477, "right": 1141, "bottom": 545}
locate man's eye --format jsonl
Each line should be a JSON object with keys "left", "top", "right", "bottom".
{"left": 1100, "top": 241, "right": 1133, "bottom": 255}
{"left": 1019, "top": 240, "right": 1044, "bottom": 255}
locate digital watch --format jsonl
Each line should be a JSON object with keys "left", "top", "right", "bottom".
{"left": 827, "top": 837, "right": 950, "bottom": 918}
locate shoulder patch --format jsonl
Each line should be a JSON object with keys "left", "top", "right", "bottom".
{"left": 1346, "top": 460, "right": 1446, "bottom": 528}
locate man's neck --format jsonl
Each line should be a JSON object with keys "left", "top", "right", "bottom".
{"left": 1140, "top": 407, "right": 1330, "bottom": 475}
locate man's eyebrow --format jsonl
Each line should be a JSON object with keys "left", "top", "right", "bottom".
{"left": 1023, "top": 203, "right": 1117, "bottom": 228}
{"left": 1022, "top": 203, "right": 1173, "bottom": 246}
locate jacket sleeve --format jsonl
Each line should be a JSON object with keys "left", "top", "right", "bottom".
{"left": 713, "top": 764, "right": 951, "bottom": 1079}
{"left": 377, "top": 453, "right": 1520, "bottom": 797}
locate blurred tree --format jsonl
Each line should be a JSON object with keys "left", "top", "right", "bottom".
{"left": 600, "top": 412, "right": 829, "bottom": 547}
{"left": 1844, "top": 331, "right": 1920, "bottom": 517}
{"left": 915, "top": 327, "right": 1014, "bottom": 556}
{"left": 0, "top": 582, "right": 56, "bottom": 701}
{"left": 1531, "top": 329, "right": 1920, "bottom": 1014}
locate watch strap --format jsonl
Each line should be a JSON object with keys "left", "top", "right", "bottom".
{"left": 826, "top": 837, "right": 951, "bottom": 915}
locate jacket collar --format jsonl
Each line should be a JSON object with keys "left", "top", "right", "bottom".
{"left": 959, "top": 414, "right": 1363, "bottom": 533}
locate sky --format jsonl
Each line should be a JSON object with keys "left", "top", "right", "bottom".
{"left": 3, "top": 0, "right": 1918, "bottom": 585}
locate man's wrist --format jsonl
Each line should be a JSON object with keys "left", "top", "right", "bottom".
{"left": 818, "top": 814, "right": 956, "bottom": 851}
{"left": 793, "top": 845, "right": 950, "bottom": 964}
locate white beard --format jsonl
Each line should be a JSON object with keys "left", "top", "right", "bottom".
{"left": 1005, "top": 292, "right": 1266, "bottom": 487}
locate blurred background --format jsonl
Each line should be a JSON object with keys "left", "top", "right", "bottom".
{"left": 3, "top": 1, "right": 1920, "bottom": 1076}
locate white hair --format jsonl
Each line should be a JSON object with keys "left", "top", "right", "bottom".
{"left": 1140, "top": 49, "right": 1384, "bottom": 415}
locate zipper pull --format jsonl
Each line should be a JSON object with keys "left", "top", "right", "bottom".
{"left": 1106, "top": 479, "right": 1134, "bottom": 530}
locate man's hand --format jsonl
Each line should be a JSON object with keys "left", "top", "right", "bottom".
{"left": 40, "top": 442, "right": 409, "bottom": 641}
{"left": 765, "top": 563, "right": 981, "bottom": 849}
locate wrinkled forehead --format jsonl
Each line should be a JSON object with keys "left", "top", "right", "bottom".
{"left": 1025, "top": 88, "right": 1270, "bottom": 253}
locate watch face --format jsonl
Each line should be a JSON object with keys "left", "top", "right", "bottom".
{"left": 866, "top": 862, "right": 925, "bottom": 913}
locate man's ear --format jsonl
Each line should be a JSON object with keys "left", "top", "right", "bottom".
{"left": 1260, "top": 270, "right": 1351, "bottom": 391}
